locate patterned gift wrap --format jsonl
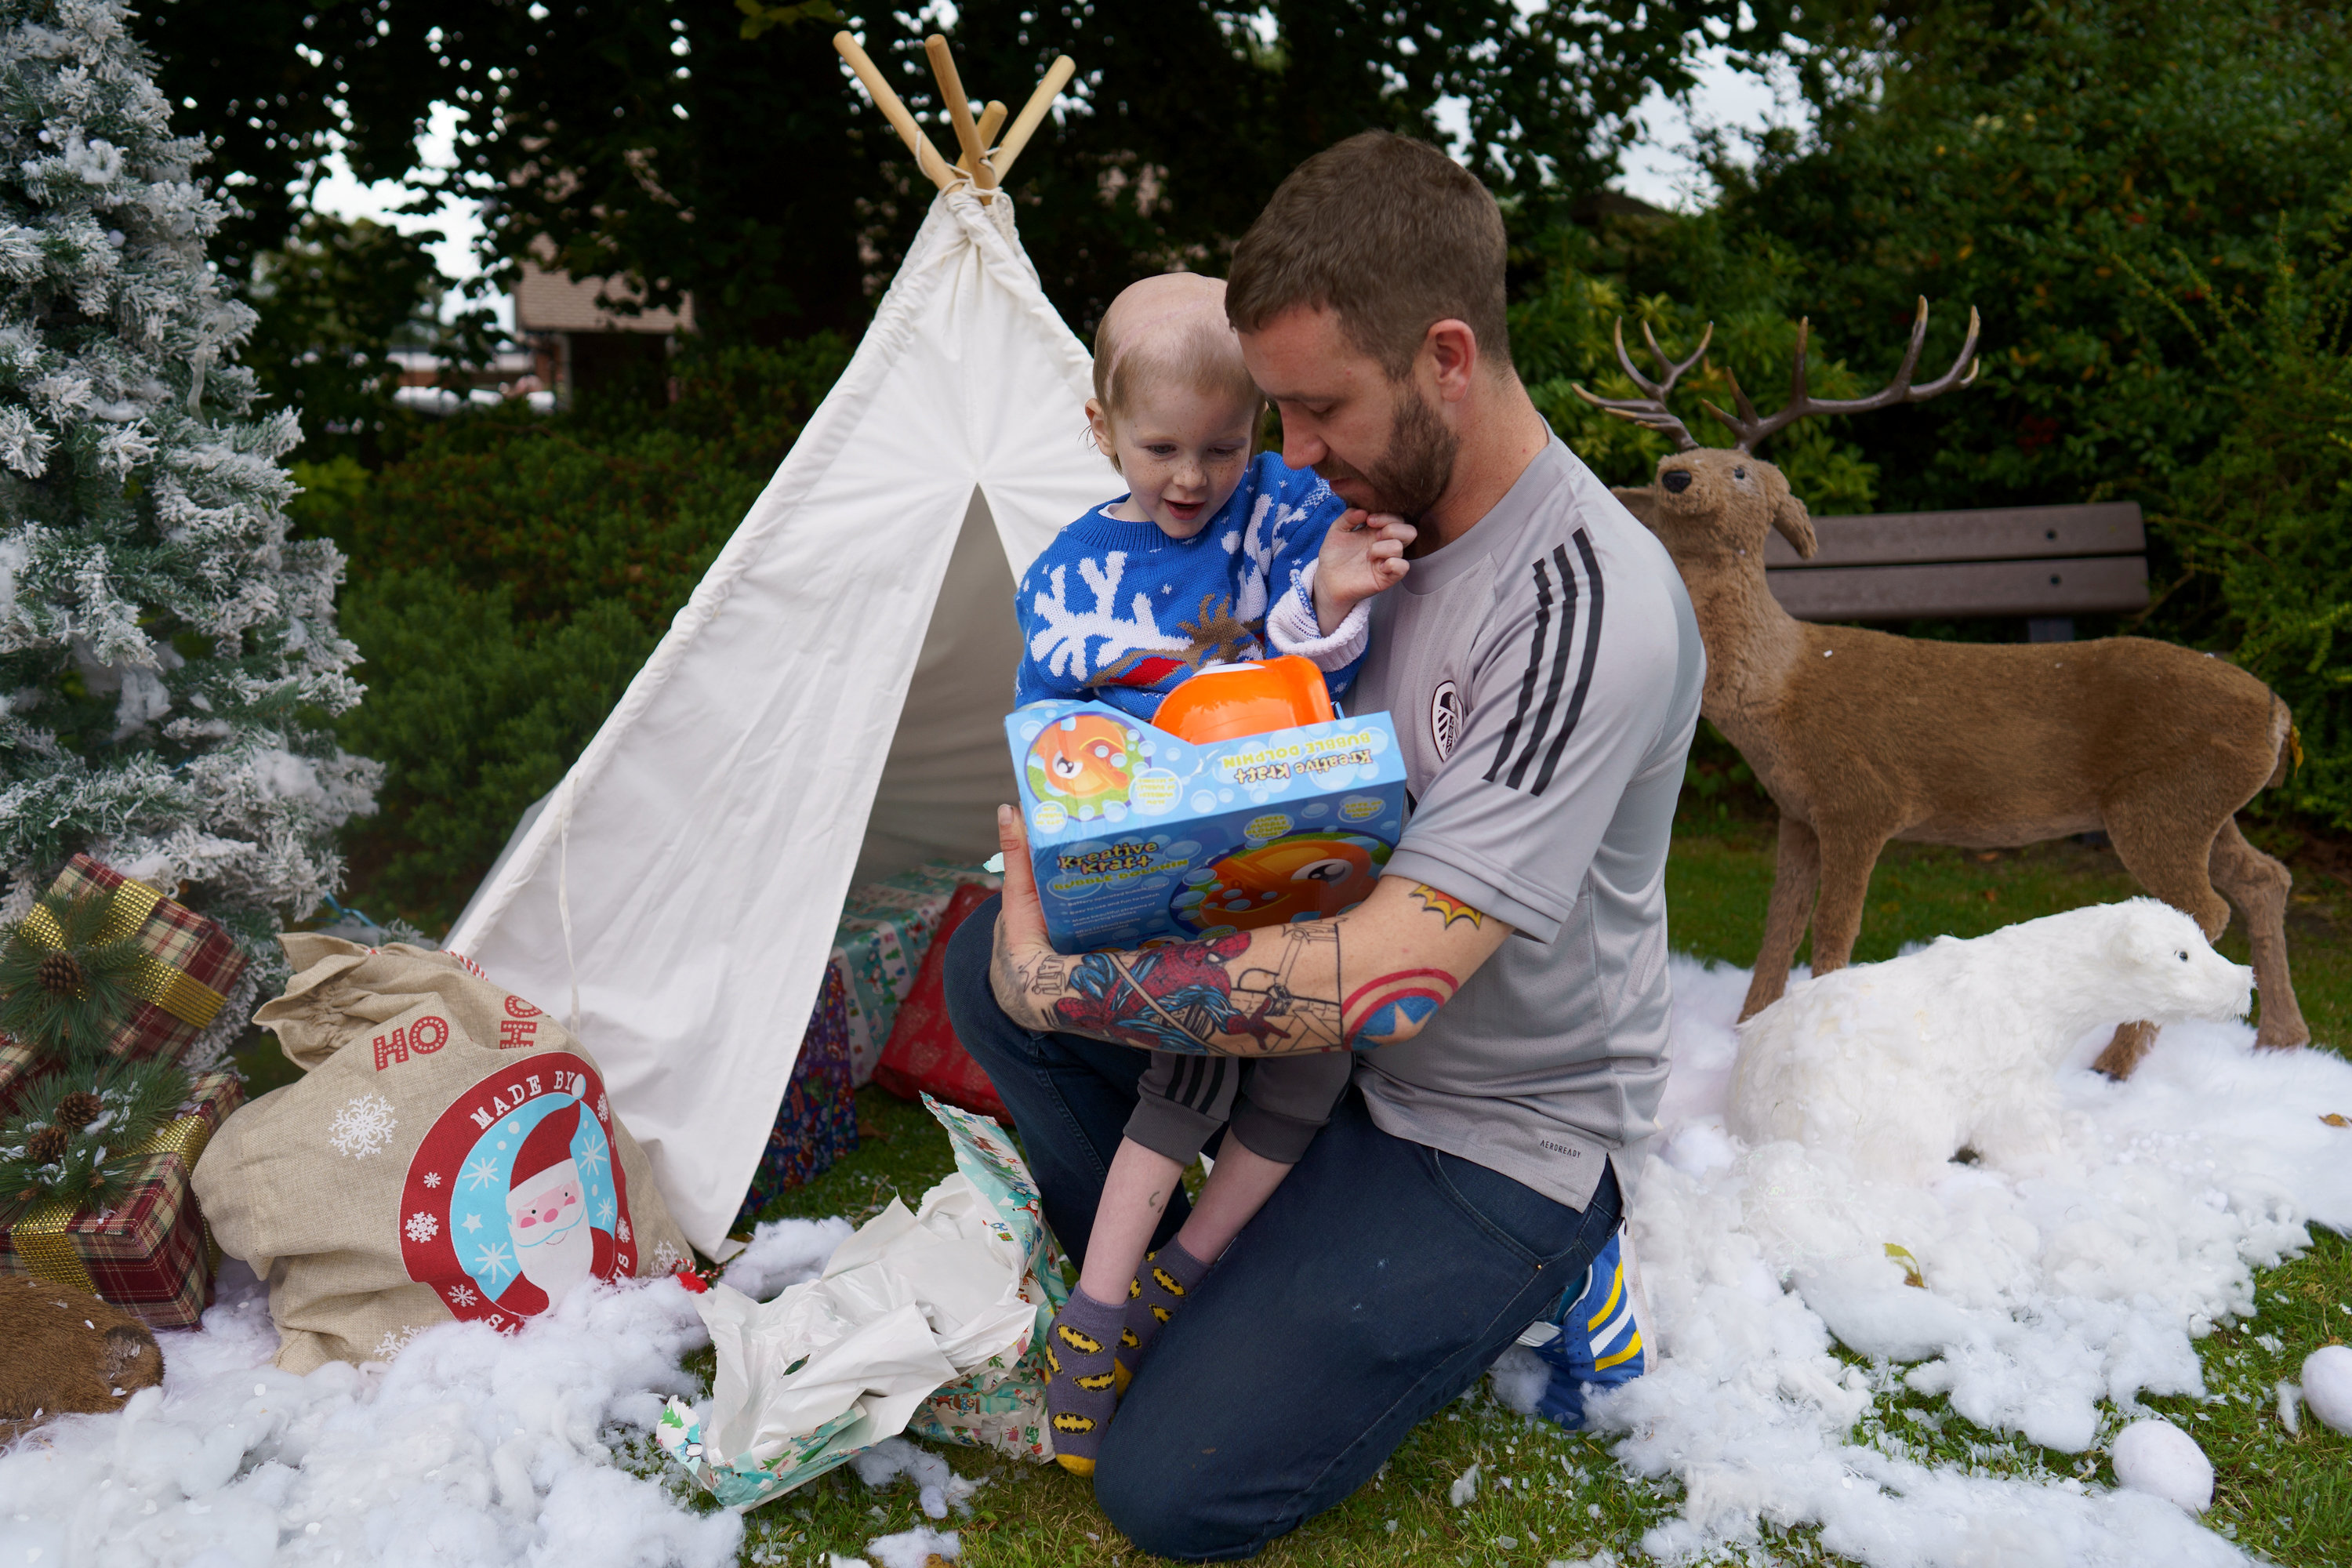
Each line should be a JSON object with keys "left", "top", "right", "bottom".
{"left": 831, "top": 860, "right": 1000, "bottom": 1087}
{"left": 0, "top": 1033, "right": 37, "bottom": 1115}
{"left": 733, "top": 966, "right": 859, "bottom": 1225}
{"left": 0, "top": 1065, "right": 244, "bottom": 1330}
{"left": 27, "top": 855, "right": 251, "bottom": 1067}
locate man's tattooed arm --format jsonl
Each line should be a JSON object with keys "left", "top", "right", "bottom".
{"left": 990, "top": 804, "right": 1514, "bottom": 1057}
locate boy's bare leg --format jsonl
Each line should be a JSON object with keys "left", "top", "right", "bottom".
{"left": 1079, "top": 1138, "right": 1184, "bottom": 1304}
{"left": 1049, "top": 1137, "right": 1181, "bottom": 1475}
{"left": 1175, "top": 1141, "right": 1294, "bottom": 1263}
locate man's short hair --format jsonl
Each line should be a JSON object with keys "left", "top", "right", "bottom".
{"left": 1226, "top": 131, "right": 1511, "bottom": 379}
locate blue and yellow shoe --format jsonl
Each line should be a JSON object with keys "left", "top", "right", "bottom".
{"left": 1521, "top": 1225, "right": 1649, "bottom": 1429}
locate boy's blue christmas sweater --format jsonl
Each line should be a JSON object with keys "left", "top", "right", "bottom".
{"left": 1014, "top": 453, "right": 1359, "bottom": 720}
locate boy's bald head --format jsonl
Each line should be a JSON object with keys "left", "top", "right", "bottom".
{"left": 1092, "top": 273, "right": 1262, "bottom": 426}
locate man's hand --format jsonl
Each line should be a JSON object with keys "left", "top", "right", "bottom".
{"left": 989, "top": 804, "right": 1513, "bottom": 1055}
{"left": 1312, "top": 510, "right": 1415, "bottom": 635}
{"left": 989, "top": 804, "right": 1065, "bottom": 1033}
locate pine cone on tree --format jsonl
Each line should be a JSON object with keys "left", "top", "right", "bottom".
{"left": 24, "top": 1126, "right": 67, "bottom": 1165}
{"left": 53, "top": 1091, "right": 102, "bottom": 1130}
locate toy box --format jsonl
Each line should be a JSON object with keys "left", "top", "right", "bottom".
{"left": 1006, "top": 699, "right": 1410, "bottom": 953}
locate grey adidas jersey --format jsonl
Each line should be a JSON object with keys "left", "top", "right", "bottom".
{"left": 1349, "top": 437, "right": 1704, "bottom": 1209}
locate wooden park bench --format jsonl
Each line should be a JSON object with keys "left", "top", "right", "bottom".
{"left": 1761, "top": 501, "right": 2148, "bottom": 642}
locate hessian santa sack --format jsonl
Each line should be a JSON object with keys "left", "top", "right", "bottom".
{"left": 194, "top": 936, "right": 694, "bottom": 1371}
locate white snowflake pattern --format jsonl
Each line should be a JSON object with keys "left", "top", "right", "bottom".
{"left": 575, "top": 1131, "right": 611, "bottom": 1181}
{"left": 616, "top": 1217, "right": 632, "bottom": 1244}
{"left": 421, "top": 1171, "right": 442, "bottom": 1189}
{"left": 594, "top": 1198, "right": 615, "bottom": 1226}
{"left": 446, "top": 1283, "right": 478, "bottom": 1308}
{"left": 327, "top": 1094, "right": 399, "bottom": 1160}
{"left": 651, "top": 1240, "right": 683, "bottom": 1275}
{"left": 472, "top": 1240, "right": 515, "bottom": 1289}
{"left": 461, "top": 1153, "right": 501, "bottom": 1191}
{"left": 405, "top": 1210, "right": 439, "bottom": 1243}
{"left": 1026, "top": 553, "right": 1189, "bottom": 679}
{"left": 372, "top": 1327, "right": 419, "bottom": 1361}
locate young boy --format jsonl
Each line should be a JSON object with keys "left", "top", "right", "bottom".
{"left": 1014, "top": 273, "right": 1414, "bottom": 1473}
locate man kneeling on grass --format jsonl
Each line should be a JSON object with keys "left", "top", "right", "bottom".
{"left": 944, "top": 129, "right": 1705, "bottom": 1560}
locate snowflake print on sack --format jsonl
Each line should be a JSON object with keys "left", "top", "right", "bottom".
{"left": 446, "top": 1283, "right": 478, "bottom": 1308}
{"left": 405, "top": 1211, "right": 439, "bottom": 1243}
{"left": 617, "top": 1216, "right": 632, "bottom": 1244}
{"left": 328, "top": 1093, "right": 399, "bottom": 1158}
{"left": 422, "top": 1171, "right": 441, "bottom": 1189}
{"left": 652, "top": 1240, "right": 683, "bottom": 1275}
{"left": 372, "top": 1327, "right": 420, "bottom": 1361}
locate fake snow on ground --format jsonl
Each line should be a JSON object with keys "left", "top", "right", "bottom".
{"left": 1490, "top": 955, "right": 2352, "bottom": 1567}
{"left": 0, "top": 1218, "right": 862, "bottom": 1568}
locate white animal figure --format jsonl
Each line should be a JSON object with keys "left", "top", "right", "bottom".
{"left": 1728, "top": 899, "right": 2252, "bottom": 1182}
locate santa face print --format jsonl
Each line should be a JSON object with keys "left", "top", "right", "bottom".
{"left": 401, "top": 1052, "right": 636, "bottom": 1330}
{"left": 506, "top": 1163, "right": 593, "bottom": 1300}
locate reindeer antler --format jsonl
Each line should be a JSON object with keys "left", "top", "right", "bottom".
{"left": 1572, "top": 320, "right": 1715, "bottom": 452}
{"left": 1702, "top": 297, "right": 1983, "bottom": 454}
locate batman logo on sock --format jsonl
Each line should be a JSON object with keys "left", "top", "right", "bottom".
{"left": 1150, "top": 1305, "right": 1171, "bottom": 1324}
{"left": 1046, "top": 1344, "right": 1062, "bottom": 1377}
{"left": 1057, "top": 1323, "right": 1103, "bottom": 1356}
{"left": 1053, "top": 1412, "right": 1098, "bottom": 1434}
{"left": 1127, "top": 1277, "right": 1142, "bottom": 1299}
{"left": 1153, "top": 1268, "right": 1185, "bottom": 1297}
{"left": 1076, "top": 1370, "right": 1117, "bottom": 1392}
{"left": 1119, "top": 1327, "right": 1139, "bottom": 1348}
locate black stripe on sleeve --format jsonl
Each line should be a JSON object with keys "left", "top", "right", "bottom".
{"left": 1504, "top": 544, "right": 1581, "bottom": 789}
{"left": 1530, "top": 529, "right": 1606, "bottom": 797}
{"left": 1483, "top": 557, "right": 1554, "bottom": 782}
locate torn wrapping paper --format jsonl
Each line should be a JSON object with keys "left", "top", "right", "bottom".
{"left": 658, "top": 1094, "right": 1068, "bottom": 1507}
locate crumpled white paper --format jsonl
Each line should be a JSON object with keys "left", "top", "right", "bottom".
{"left": 657, "top": 1101, "right": 1054, "bottom": 1507}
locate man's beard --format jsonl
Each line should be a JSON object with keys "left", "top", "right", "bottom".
{"left": 1317, "top": 379, "right": 1457, "bottom": 522}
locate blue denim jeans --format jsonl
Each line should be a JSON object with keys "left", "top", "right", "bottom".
{"left": 943, "top": 896, "right": 1624, "bottom": 1559}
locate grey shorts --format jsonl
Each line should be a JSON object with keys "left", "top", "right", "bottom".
{"left": 1123, "top": 1050, "right": 1354, "bottom": 1166}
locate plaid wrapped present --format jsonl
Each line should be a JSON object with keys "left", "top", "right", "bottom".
{"left": 23, "top": 855, "right": 251, "bottom": 1070}
{"left": 0, "top": 1033, "right": 35, "bottom": 1116}
{"left": 0, "top": 1065, "right": 244, "bottom": 1330}
{"left": 733, "top": 964, "right": 860, "bottom": 1225}
{"left": 830, "top": 859, "right": 1000, "bottom": 1087}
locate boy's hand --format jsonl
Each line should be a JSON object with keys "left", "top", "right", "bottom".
{"left": 1312, "top": 510, "right": 1415, "bottom": 635}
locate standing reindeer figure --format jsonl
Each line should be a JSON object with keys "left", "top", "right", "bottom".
{"left": 1581, "top": 302, "right": 2308, "bottom": 1072}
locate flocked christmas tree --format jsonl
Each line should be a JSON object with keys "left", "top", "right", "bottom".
{"left": 0, "top": 0, "right": 377, "bottom": 1029}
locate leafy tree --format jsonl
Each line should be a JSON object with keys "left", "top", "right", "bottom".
{"left": 2122, "top": 205, "right": 2352, "bottom": 833}
{"left": 150, "top": 0, "right": 1789, "bottom": 347}
{"left": 1709, "top": 0, "right": 2352, "bottom": 514}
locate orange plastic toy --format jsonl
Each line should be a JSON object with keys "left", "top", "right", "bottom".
{"left": 1152, "top": 655, "right": 1334, "bottom": 744}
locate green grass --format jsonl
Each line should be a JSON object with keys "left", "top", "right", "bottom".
{"left": 617, "top": 814, "right": 2352, "bottom": 1564}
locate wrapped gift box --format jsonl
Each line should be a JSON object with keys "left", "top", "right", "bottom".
{"left": 0, "top": 1065, "right": 244, "bottom": 1330}
{"left": 733, "top": 966, "right": 858, "bottom": 1225}
{"left": 829, "top": 860, "right": 999, "bottom": 1087}
{"left": 27, "top": 855, "right": 251, "bottom": 1069}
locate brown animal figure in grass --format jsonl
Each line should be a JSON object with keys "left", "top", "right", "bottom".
{"left": 1583, "top": 303, "right": 2309, "bottom": 1073}
{"left": 0, "top": 1274, "right": 163, "bottom": 1441}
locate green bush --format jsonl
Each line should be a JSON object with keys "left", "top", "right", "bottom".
{"left": 2127, "top": 205, "right": 2352, "bottom": 833}
{"left": 321, "top": 339, "right": 852, "bottom": 933}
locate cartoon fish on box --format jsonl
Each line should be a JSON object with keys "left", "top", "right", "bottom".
{"left": 1025, "top": 713, "right": 1138, "bottom": 818}
{"left": 1173, "top": 833, "right": 1391, "bottom": 933}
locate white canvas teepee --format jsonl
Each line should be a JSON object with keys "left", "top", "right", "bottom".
{"left": 445, "top": 178, "right": 1115, "bottom": 1254}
